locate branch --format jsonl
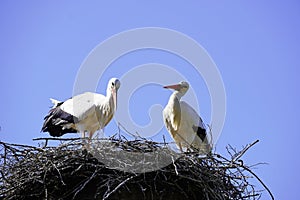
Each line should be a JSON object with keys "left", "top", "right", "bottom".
{"left": 238, "top": 164, "right": 274, "bottom": 200}
{"left": 171, "top": 156, "right": 179, "bottom": 175}
{"left": 103, "top": 175, "right": 135, "bottom": 200}
{"left": 72, "top": 168, "right": 98, "bottom": 200}
{"left": 232, "top": 140, "right": 259, "bottom": 163}
{"left": 32, "top": 137, "right": 82, "bottom": 141}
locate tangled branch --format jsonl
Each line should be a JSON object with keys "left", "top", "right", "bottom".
{"left": 0, "top": 137, "right": 273, "bottom": 200}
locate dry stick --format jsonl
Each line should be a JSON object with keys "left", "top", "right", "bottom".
{"left": 171, "top": 156, "right": 179, "bottom": 175}
{"left": 238, "top": 164, "right": 274, "bottom": 200}
{"left": 248, "top": 162, "right": 269, "bottom": 168}
{"left": 242, "top": 193, "right": 260, "bottom": 199}
{"left": 72, "top": 169, "right": 98, "bottom": 200}
{"left": 33, "top": 137, "right": 82, "bottom": 148}
{"left": 232, "top": 140, "right": 259, "bottom": 163}
{"left": 33, "top": 137, "right": 82, "bottom": 141}
{"left": 3, "top": 147, "right": 7, "bottom": 166}
{"left": 51, "top": 161, "right": 66, "bottom": 186}
{"left": 103, "top": 175, "right": 135, "bottom": 200}
{"left": 163, "top": 135, "right": 167, "bottom": 145}
{"left": 0, "top": 141, "right": 43, "bottom": 151}
{"left": 117, "top": 122, "right": 140, "bottom": 139}
{"left": 226, "top": 140, "right": 273, "bottom": 200}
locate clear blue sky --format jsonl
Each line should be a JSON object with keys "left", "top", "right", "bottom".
{"left": 1, "top": 1, "right": 299, "bottom": 199}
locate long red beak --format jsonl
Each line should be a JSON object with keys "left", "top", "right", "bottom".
{"left": 163, "top": 84, "right": 181, "bottom": 90}
{"left": 112, "top": 89, "right": 117, "bottom": 112}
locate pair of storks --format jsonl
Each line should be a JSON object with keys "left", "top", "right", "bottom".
{"left": 42, "top": 78, "right": 211, "bottom": 153}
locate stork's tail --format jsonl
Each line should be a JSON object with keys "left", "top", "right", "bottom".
{"left": 50, "top": 98, "right": 62, "bottom": 108}
{"left": 42, "top": 102, "right": 77, "bottom": 137}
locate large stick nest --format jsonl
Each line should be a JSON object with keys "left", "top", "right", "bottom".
{"left": 0, "top": 137, "right": 273, "bottom": 200}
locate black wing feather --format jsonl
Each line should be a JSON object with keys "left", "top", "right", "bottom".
{"left": 41, "top": 104, "right": 78, "bottom": 137}
{"left": 192, "top": 125, "right": 207, "bottom": 142}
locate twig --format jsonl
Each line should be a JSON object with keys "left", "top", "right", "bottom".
{"left": 117, "top": 122, "right": 140, "bottom": 139}
{"left": 0, "top": 141, "right": 44, "bottom": 151}
{"left": 232, "top": 140, "right": 259, "bottom": 163}
{"left": 103, "top": 175, "right": 135, "bottom": 200}
{"left": 72, "top": 168, "right": 98, "bottom": 200}
{"left": 171, "top": 156, "right": 179, "bottom": 175}
{"left": 33, "top": 137, "right": 82, "bottom": 141}
{"left": 51, "top": 161, "right": 66, "bottom": 186}
{"left": 238, "top": 164, "right": 274, "bottom": 200}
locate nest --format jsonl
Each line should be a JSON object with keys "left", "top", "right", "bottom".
{"left": 0, "top": 137, "right": 273, "bottom": 200}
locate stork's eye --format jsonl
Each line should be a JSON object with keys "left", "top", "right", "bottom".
{"left": 112, "top": 82, "right": 115, "bottom": 86}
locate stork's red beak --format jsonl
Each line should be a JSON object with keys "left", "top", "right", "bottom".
{"left": 163, "top": 84, "right": 181, "bottom": 90}
{"left": 112, "top": 89, "right": 117, "bottom": 112}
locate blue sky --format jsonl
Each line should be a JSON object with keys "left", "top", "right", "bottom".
{"left": 1, "top": 1, "right": 299, "bottom": 199}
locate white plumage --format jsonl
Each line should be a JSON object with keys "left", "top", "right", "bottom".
{"left": 42, "top": 78, "right": 121, "bottom": 139}
{"left": 163, "top": 81, "right": 211, "bottom": 153}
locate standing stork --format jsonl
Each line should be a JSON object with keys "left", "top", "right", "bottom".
{"left": 163, "top": 81, "right": 211, "bottom": 153}
{"left": 42, "top": 78, "right": 121, "bottom": 140}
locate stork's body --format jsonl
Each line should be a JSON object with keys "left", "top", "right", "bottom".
{"left": 163, "top": 81, "right": 211, "bottom": 153}
{"left": 42, "top": 78, "right": 120, "bottom": 139}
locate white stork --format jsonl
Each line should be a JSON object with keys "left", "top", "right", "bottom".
{"left": 163, "top": 81, "right": 211, "bottom": 153}
{"left": 42, "top": 78, "right": 121, "bottom": 139}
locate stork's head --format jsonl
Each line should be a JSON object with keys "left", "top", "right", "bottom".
{"left": 108, "top": 78, "right": 121, "bottom": 91}
{"left": 163, "top": 81, "right": 189, "bottom": 96}
{"left": 107, "top": 78, "right": 121, "bottom": 111}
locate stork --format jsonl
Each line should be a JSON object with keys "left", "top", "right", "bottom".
{"left": 42, "top": 78, "right": 121, "bottom": 140}
{"left": 163, "top": 81, "right": 211, "bottom": 153}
